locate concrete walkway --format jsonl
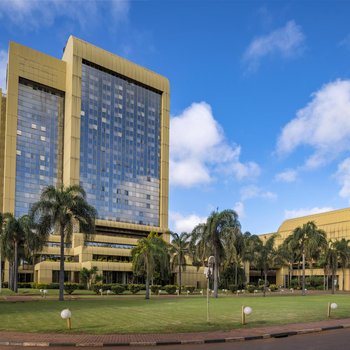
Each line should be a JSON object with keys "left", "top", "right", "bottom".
{"left": 1, "top": 318, "right": 350, "bottom": 347}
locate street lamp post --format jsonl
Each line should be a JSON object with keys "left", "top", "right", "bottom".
{"left": 206, "top": 255, "right": 215, "bottom": 323}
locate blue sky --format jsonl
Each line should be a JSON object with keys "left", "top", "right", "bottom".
{"left": 1, "top": 0, "right": 350, "bottom": 235}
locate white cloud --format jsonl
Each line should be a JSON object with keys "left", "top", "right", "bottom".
{"left": 284, "top": 207, "right": 334, "bottom": 220}
{"left": 277, "top": 80, "right": 350, "bottom": 168}
{"left": 0, "top": 50, "right": 7, "bottom": 93}
{"left": 339, "top": 34, "right": 350, "bottom": 50}
{"left": 275, "top": 169, "right": 298, "bottom": 183}
{"left": 233, "top": 201, "right": 245, "bottom": 218}
{"left": 335, "top": 158, "right": 350, "bottom": 200}
{"left": 170, "top": 102, "right": 260, "bottom": 187}
{"left": 169, "top": 212, "right": 207, "bottom": 233}
{"left": 243, "top": 20, "right": 305, "bottom": 71}
{"left": 0, "top": 0, "right": 129, "bottom": 30}
{"left": 240, "top": 185, "right": 277, "bottom": 201}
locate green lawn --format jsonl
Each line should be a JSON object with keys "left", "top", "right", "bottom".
{"left": 1, "top": 293, "right": 349, "bottom": 334}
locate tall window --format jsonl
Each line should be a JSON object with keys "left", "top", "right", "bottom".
{"left": 15, "top": 80, "right": 64, "bottom": 217}
{"left": 80, "top": 62, "right": 161, "bottom": 226}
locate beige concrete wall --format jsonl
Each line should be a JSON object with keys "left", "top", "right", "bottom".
{"left": 0, "top": 90, "right": 6, "bottom": 211}
{"left": 3, "top": 42, "right": 66, "bottom": 214}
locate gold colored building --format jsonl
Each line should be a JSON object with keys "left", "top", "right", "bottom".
{"left": 184, "top": 208, "right": 350, "bottom": 291}
{"left": 1, "top": 37, "right": 170, "bottom": 284}
{"left": 247, "top": 208, "right": 350, "bottom": 291}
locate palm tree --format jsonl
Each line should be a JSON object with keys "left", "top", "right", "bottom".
{"left": 240, "top": 231, "right": 260, "bottom": 284}
{"left": 332, "top": 238, "right": 350, "bottom": 291}
{"left": 1, "top": 214, "right": 45, "bottom": 292}
{"left": 169, "top": 232, "right": 189, "bottom": 294}
{"left": 131, "top": 232, "right": 170, "bottom": 299}
{"left": 325, "top": 241, "right": 338, "bottom": 294}
{"left": 280, "top": 235, "right": 302, "bottom": 288}
{"left": 224, "top": 228, "right": 244, "bottom": 286}
{"left": 251, "top": 234, "right": 278, "bottom": 297}
{"left": 288, "top": 221, "right": 327, "bottom": 295}
{"left": 30, "top": 185, "right": 96, "bottom": 301}
{"left": 191, "top": 209, "right": 241, "bottom": 298}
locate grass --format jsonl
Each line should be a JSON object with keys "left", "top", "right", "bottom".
{"left": 1, "top": 292, "right": 350, "bottom": 334}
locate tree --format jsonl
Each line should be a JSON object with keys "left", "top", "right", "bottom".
{"left": 251, "top": 234, "right": 278, "bottom": 297}
{"left": 287, "top": 221, "right": 327, "bottom": 295}
{"left": 1, "top": 214, "right": 46, "bottom": 292}
{"left": 131, "top": 232, "right": 170, "bottom": 299}
{"left": 80, "top": 266, "right": 102, "bottom": 289}
{"left": 325, "top": 241, "right": 338, "bottom": 294}
{"left": 169, "top": 232, "right": 189, "bottom": 294}
{"left": 30, "top": 185, "right": 96, "bottom": 301}
{"left": 239, "top": 231, "right": 261, "bottom": 286}
{"left": 332, "top": 238, "right": 350, "bottom": 290}
{"left": 279, "top": 235, "right": 302, "bottom": 288}
{"left": 191, "top": 209, "right": 241, "bottom": 298}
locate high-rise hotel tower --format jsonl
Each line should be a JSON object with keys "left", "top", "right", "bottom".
{"left": 0, "top": 37, "right": 169, "bottom": 284}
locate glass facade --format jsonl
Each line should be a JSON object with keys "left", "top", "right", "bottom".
{"left": 15, "top": 81, "right": 63, "bottom": 217}
{"left": 80, "top": 62, "right": 161, "bottom": 226}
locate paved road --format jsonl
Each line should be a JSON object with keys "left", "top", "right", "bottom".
{"left": 1, "top": 328, "right": 349, "bottom": 350}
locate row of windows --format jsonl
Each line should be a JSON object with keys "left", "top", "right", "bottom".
{"left": 85, "top": 241, "right": 135, "bottom": 249}
{"left": 92, "top": 254, "right": 132, "bottom": 263}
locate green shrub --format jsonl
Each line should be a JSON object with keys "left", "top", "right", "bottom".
{"left": 47, "top": 283, "right": 60, "bottom": 289}
{"left": 151, "top": 285, "right": 161, "bottom": 295}
{"left": 111, "top": 284, "right": 125, "bottom": 295}
{"left": 269, "top": 284, "right": 278, "bottom": 292}
{"left": 185, "top": 285, "right": 195, "bottom": 294}
{"left": 245, "top": 284, "right": 256, "bottom": 293}
{"left": 32, "top": 283, "right": 48, "bottom": 290}
{"left": 64, "top": 283, "right": 79, "bottom": 295}
{"left": 17, "top": 282, "right": 32, "bottom": 288}
{"left": 305, "top": 276, "right": 324, "bottom": 288}
{"left": 92, "top": 284, "right": 105, "bottom": 294}
{"left": 290, "top": 279, "right": 301, "bottom": 289}
{"left": 128, "top": 284, "right": 142, "bottom": 294}
{"left": 228, "top": 284, "right": 238, "bottom": 293}
{"left": 164, "top": 285, "right": 177, "bottom": 295}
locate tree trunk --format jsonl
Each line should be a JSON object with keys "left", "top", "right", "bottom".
{"left": 59, "top": 225, "right": 65, "bottom": 301}
{"left": 302, "top": 252, "right": 306, "bottom": 296}
{"left": 13, "top": 241, "right": 18, "bottom": 293}
{"left": 145, "top": 269, "right": 150, "bottom": 300}
{"left": 342, "top": 267, "right": 345, "bottom": 292}
{"left": 8, "top": 261, "right": 13, "bottom": 291}
{"left": 235, "top": 263, "right": 238, "bottom": 286}
{"left": 178, "top": 264, "right": 182, "bottom": 294}
{"left": 332, "top": 266, "right": 336, "bottom": 295}
{"left": 263, "top": 271, "right": 267, "bottom": 297}
{"left": 213, "top": 254, "right": 218, "bottom": 298}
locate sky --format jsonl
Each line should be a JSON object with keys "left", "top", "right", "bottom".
{"left": 1, "top": 0, "right": 350, "bottom": 235}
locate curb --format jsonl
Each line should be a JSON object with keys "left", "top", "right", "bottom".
{"left": 0, "top": 324, "right": 347, "bottom": 347}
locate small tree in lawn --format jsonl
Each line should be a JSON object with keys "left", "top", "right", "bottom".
{"left": 131, "top": 232, "right": 169, "bottom": 299}
{"left": 30, "top": 185, "right": 96, "bottom": 301}
{"left": 80, "top": 266, "right": 102, "bottom": 290}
